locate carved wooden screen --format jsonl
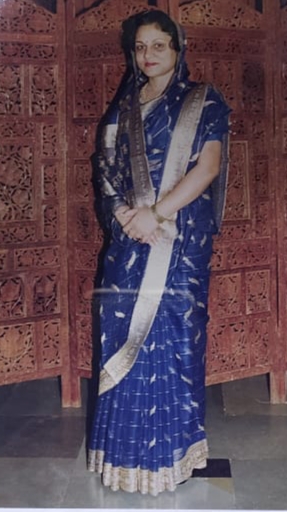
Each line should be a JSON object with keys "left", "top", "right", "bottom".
{"left": 275, "top": 3, "right": 287, "bottom": 397}
{"left": 66, "top": 0, "right": 285, "bottom": 404}
{"left": 0, "top": 0, "right": 71, "bottom": 403}
{"left": 168, "top": 0, "right": 283, "bottom": 400}
{"left": 65, "top": 0, "right": 168, "bottom": 405}
{"left": 1, "top": 0, "right": 284, "bottom": 406}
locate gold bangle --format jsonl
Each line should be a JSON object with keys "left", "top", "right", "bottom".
{"left": 150, "top": 204, "right": 169, "bottom": 224}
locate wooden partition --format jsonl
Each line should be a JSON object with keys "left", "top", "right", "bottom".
{"left": 170, "top": 0, "right": 281, "bottom": 399}
{"left": 0, "top": 0, "right": 72, "bottom": 404}
{"left": 0, "top": 0, "right": 286, "bottom": 406}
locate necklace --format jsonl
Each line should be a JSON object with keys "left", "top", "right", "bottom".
{"left": 140, "top": 83, "right": 165, "bottom": 104}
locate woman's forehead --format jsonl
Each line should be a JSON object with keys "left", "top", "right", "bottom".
{"left": 135, "top": 24, "right": 171, "bottom": 41}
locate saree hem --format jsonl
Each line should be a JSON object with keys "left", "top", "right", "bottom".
{"left": 87, "top": 439, "right": 208, "bottom": 496}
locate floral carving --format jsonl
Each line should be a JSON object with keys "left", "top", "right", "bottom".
{"left": 0, "top": 276, "right": 24, "bottom": 319}
{"left": 219, "top": 223, "right": 252, "bottom": 241}
{"left": 212, "top": 61, "right": 238, "bottom": 111}
{"left": 0, "top": 65, "right": 22, "bottom": 115}
{"left": 76, "top": 0, "right": 119, "bottom": 31}
{"left": 224, "top": 142, "right": 250, "bottom": 221}
{"left": 249, "top": 317, "right": 270, "bottom": 367}
{"left": 75, "top": 43, "right": 122, "bottom": 61}
{"left": 254, "top": 201, "right": 271, "bottom": 237}
{"left": 15, "top": 247, "right": 60, "bottom": 269}
{"left": 188, "top": 59, "right": 208, "bottom": 83}
{"left": 253, "top": 159, "right": 269, "bottom": 197}
{"left": 32, "top": 273, "right": 59, "bottom": 315}
{"left": 43, "top": 164, "right": 58, "bottom": 199}
{"left": 0, "top": 145, "right": 33, "bottom": 222}
{"left": 74, "top": 64, "right": 102, "bottom": 117}
{"left": 180, "top": 0, "right": 263, "bottom": 29}
{"left": 30, "top": 66, "right": 58, "bottom": 116}
{"left": 74, "top": 164, "right": 93, "bottom": 201}
{"left": 121, "top": 0, "right": 152, "bottom": 20}
{"left": 75, "top": 246, "right": 101, "bottom": 271}
{"left": 76, "top": 0, "right": 149, "bottom": 31}
{"left": 0, "top": 0, "right": 56, "bottom": 34}
{"left": 207, "top": 320, "right": 248, "bottom": 375}
{"left": 42, "top": 124, "right": 57, "bottom": 157}
{"left": 0, "top": 119, "right": 34, "bottom": 138}
{"left": 0, "top": 323, "right": 36, "bottom": 376}
{"left": 43, "top": 205, "right": 58, "bottom": 240}
{"left": 0, "top": 225, "right": 37, "bottom": 244}
{"left": 43, "top": 319, "right": 61, "bottom": 368}
{"left": 187, "top": 36, "right": 263, "bottom": 56}
{"left": 0, "top": 250, "right": 9, "bottom": 272}
{"left": 209, "top": 273, "right": 242, "bottom": 319}
{"left": 226, "top": 241, "right": 271, "bottom": 269}
{"left": 76, "top": 316, "right": 92, "bottom": 371}
{"left": 210, "top": 245, "right": 225, "bottom": 271}
{"left": 0, "top": 42, "right": 56, "bottom": 61}
{"left": 77, "top": 274, "right": 94, "bottom": 315}
{"left": 246, "top": 270, "right": 270, "bottom": 314}
{"left": 76, "top": 205, "right": 95, "bottom": 242}
{"left": 250, "top": 118, "right": 267, "bottom": 155}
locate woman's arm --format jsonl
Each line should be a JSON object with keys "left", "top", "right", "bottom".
{"left": 155, "top": 140, "right": 221, "bottom": 219}
{"left": 123, "top": 140, "right": 222, "bottom": 243}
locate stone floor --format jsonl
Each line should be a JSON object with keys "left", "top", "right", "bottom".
{"left": 0, "top": 374, "right": 287, "bottom": 510}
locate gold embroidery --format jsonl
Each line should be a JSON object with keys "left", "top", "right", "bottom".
{"left": 88, "top": 439, "right": 208, "bottom": 496}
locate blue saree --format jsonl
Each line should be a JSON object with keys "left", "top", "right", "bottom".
{"left": 88, "top": 35, "right": 230, "bottom": 495}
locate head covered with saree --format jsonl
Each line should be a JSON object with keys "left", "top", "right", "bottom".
{"left": 118, "top": 9, "right": 190, "bottom": 98}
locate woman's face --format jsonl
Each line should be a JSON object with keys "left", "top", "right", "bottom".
{"left": 134, "top": 23, "right": 177, "bottom": 80}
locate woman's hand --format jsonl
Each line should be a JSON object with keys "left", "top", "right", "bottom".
{"left": 122, "top": 206, "right": 160, "bottom": 245}
{"left": 114, "top": 205, "right": 137, "bottom": 227}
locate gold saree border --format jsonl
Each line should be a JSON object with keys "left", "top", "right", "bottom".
{"left": 88, "top": 439, "right": 208, "bottom": 496}
{"left": 129, "top": 91, "right": 155, "bottom": 207}
{"left": 99, "top": 84, "right": 208, "bottom": 396}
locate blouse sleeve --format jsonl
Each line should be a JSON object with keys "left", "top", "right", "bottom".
{"left": 202, "top": 85, "right": 231, "bottom": 232}
{"left": 203, "top": 85, "right": 231, "bottom": 143}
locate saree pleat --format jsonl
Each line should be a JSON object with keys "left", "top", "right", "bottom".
{"left": 89, "top": 228, "right": 213, "bottom": 494}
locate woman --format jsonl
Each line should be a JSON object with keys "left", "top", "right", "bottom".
{"left": 88, "top": 9, "right": 230, "bottom": 495}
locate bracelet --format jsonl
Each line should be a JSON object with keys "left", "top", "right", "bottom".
{"left": 150, "top": 204, "right": 169, "bottom": 224}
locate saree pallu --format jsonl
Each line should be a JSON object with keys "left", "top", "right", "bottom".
{"left": 88, "top": 82, "right": 230, "bottom": 495}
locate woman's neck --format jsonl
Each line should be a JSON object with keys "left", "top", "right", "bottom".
{"left": 147, "top": 71, "right": 174, "bottom": 94}
{"left": 141, "top": 71, "right": 174, "bottom": 103}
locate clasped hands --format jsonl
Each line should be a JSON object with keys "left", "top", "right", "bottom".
{"left": 115, "top": 205, "right": 161, "bottom": 246}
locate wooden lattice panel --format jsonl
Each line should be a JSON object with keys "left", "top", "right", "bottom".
{"left": 0, "top": 0, "right": 285, "bottom": 406}
{"left": 66, "top": 0, "right": 168, "bottom": 402}
{"left": 172, "top": 0, "right": 278, "bottom": 387}
{"left": 178, "top": 0, "right": 263, "bottom": 29}
{"left": 65, "top": 0, "right": 284, "bottom": 403}
{"left": 0, "top": 0, "right": 69, "bottom": 389}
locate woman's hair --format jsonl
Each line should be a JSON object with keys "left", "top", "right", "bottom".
{"left": 121, "top": 9, "right": 181, "bottom": 58}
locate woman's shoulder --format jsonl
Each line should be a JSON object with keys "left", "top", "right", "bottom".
{"left": 186, "top": 81, "right": 227, "bottom": 104}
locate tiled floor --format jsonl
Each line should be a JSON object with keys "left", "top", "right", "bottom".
{"left": 0, "top": 374, "right": 287, "bottom": 509}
